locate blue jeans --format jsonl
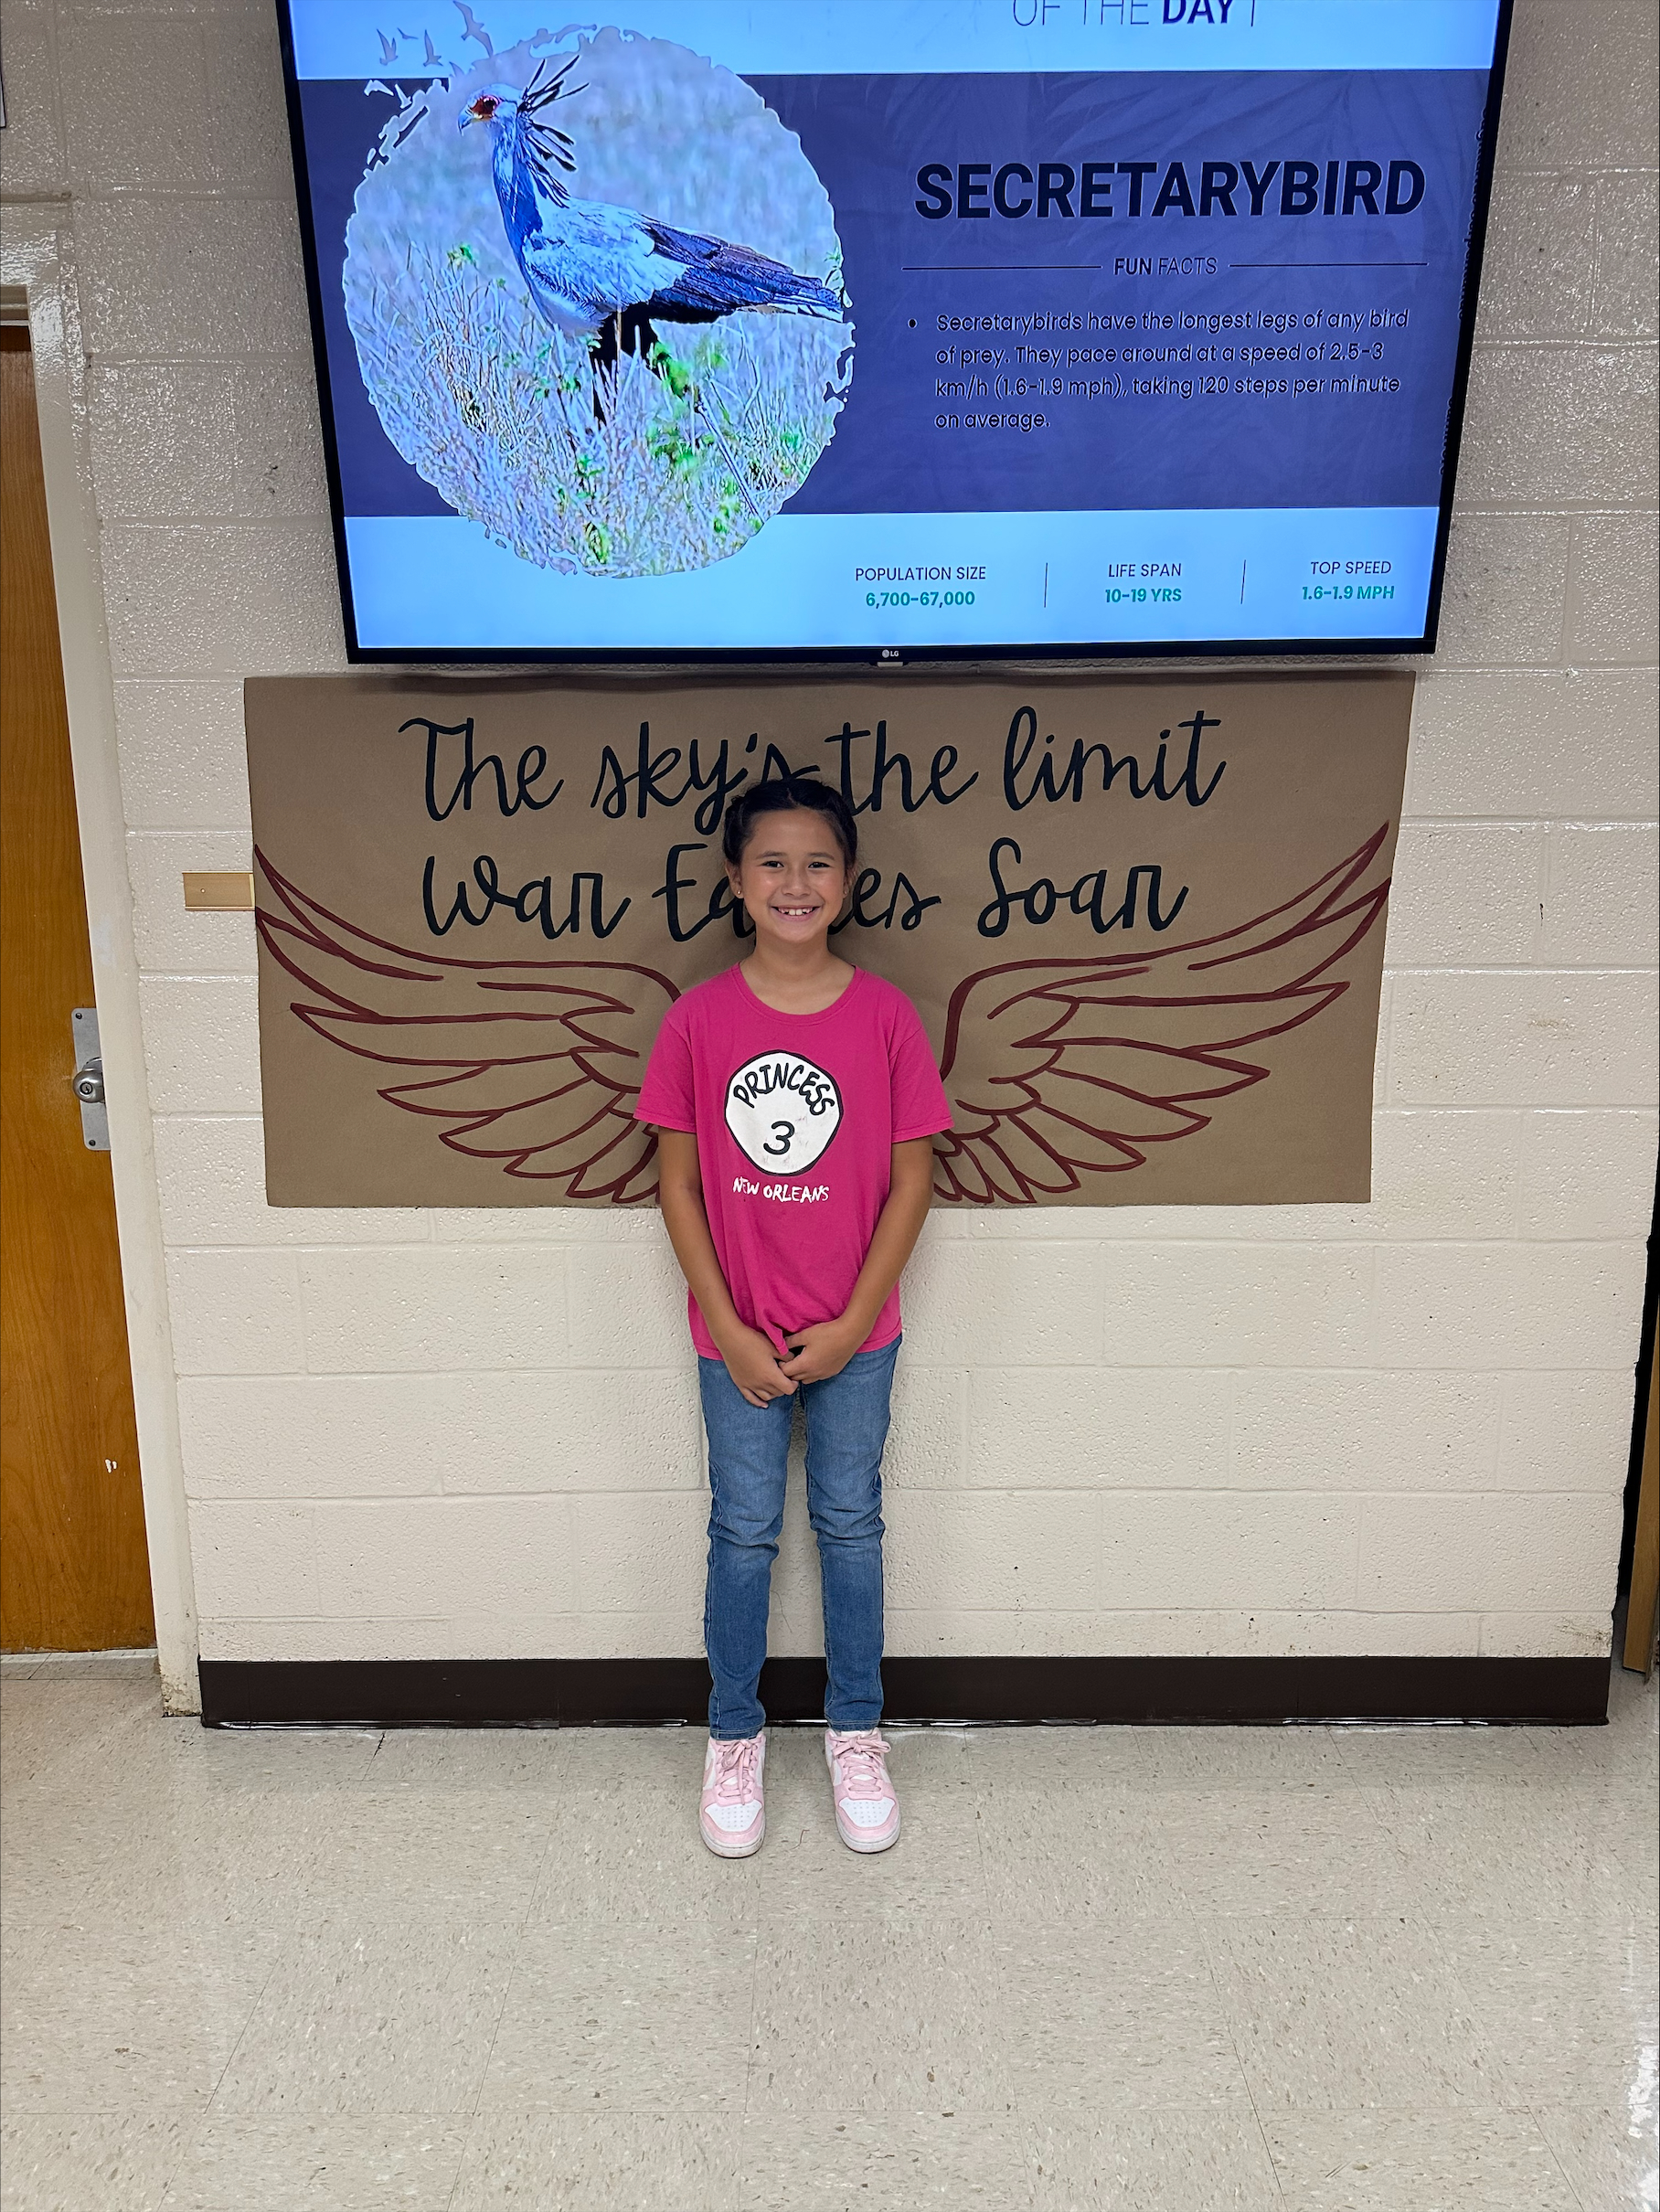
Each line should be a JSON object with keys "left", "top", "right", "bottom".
{"left": 699, "top": 1336, "right": 899, "bottom": 1739}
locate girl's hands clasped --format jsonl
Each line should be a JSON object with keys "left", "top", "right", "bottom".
{"left": 713, "top": 1316, "right": 865, "bottom": 1404}
{"left": 779, "top": 1317, "right": 864, "bottom": 1386}
{"left": 716, "top": 1323, "right": 799, "bottom": 1408}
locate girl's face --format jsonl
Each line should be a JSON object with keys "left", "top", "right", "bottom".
{"left": 728, "top": 807, "right": 853, "bottom": 952}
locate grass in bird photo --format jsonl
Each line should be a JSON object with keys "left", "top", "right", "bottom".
{"left": 344, "top": 27, "right": 853, "bottom": 579}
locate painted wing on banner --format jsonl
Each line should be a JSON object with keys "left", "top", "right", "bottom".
{"left": 933, "top": 827, "right": 1393, "bottom": 1204}
{"left": 254, "top": 852, "right": 677, "bottom": 1201}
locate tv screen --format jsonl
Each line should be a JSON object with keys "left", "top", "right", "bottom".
{"left": 276, "top": 1, "right": 1510, "bottom": 662}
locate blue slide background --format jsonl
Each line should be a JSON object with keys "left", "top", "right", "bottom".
{"left": 756, "top": 69, "right": 1487, "bottom": 514}
{"left": 298, "top": 67, "right": 1487, "bottom": 521}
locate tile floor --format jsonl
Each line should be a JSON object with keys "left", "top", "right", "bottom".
{"left": 0, "top": 1654, "right": 1655, "bottom": 2211}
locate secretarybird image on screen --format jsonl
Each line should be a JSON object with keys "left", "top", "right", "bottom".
{"left": 459, "top": 55, "right": 846, "bottom": 420}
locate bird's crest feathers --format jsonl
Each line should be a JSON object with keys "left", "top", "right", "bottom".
{"left": 515, "top": 53, "right": 586, "bottom": 190}
{"left": 463, "top": 54, "right": 584, "bottom": 194}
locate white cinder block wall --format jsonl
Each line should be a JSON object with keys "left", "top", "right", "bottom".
{"left": 3, "top": 0, "right": 1655, "bottom": 1674}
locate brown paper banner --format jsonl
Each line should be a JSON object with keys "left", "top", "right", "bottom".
{"left": 246, "top": 671, "right": 1410, "bottom": 1208}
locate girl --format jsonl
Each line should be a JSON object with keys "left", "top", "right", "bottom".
{"left": 633, "top": 776, "right": 952, "bottom": 1857}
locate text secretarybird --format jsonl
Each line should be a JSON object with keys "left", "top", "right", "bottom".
{"left": 459, "top": 56, "right": 845, "bottom": 407}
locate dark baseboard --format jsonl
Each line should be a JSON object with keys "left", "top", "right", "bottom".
{"left": 198, "top": 1653, "right": 1609, "bottom": 1728}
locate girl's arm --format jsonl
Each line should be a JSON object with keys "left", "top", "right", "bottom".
{"left": 778, "top": 1137, "right": 936, "bottom": 1384}
{"left": 656, "top": 1128, "right": 797, "bottom": 1408}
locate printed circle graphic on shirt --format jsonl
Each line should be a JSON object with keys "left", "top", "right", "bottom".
{"left": 724, "top": 1049, "right": 844, "bottom": 1175}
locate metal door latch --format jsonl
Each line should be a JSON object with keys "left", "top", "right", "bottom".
{"left": 70, "top": 1007, "right": 109, "bottom": 1151}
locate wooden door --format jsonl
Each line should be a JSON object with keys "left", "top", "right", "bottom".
{"left": 1, "top": 324, "right": 154, "bottom": 1650}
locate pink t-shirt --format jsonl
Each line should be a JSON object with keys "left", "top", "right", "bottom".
{"left": 634, "top": 964, "right": 952, "bottom": 1360}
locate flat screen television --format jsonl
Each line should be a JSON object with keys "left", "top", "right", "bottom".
{"left": 276, "top": 1, "right": 1511, "bottom": 662}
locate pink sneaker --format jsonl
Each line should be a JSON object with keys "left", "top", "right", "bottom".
{"left": 699, "top": 1732, "right": 766, "bottom": 1857}
{"left": 825, "top": 1728, "right": 900, "bottom": 1852}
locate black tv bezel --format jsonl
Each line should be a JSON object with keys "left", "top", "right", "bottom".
{"left": 272, "top": 1, "right": 1515, "bottom": 667}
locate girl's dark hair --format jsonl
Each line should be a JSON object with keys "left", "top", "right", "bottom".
{"left": 721, "top": 775, "right": 857, "bottom": 869}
